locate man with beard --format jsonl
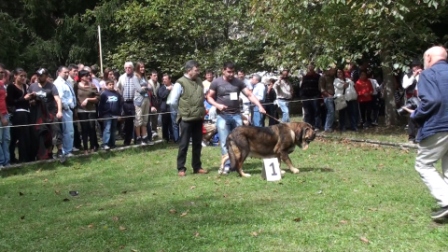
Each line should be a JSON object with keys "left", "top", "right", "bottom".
{"left": 206, "top": 62, "right": 266, "bottom": 174}
{"left": 28, "top": 68, "right": 65, "bottom": 162}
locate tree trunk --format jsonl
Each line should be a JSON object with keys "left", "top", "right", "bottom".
{"left": 380, "top": 50, "right": 399, "bottom": 126}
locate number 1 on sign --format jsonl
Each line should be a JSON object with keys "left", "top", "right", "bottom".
{"left": 262, "top": 158, "right": 281, "bottom": 181}
{"left": 269, "top": 162, "right": 277, "bottom": 176}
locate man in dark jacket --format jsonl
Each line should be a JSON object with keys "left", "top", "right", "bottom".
{"left": 403, "top": 46, "right": 448, "bottom": 221}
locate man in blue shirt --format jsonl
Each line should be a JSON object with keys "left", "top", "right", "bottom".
{"left": 403, "top": 46, "right": 448, "bottom": 221}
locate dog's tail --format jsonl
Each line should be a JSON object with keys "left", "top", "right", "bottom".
{"left": 226, "top": 135, "right": 239, "bottom": 171}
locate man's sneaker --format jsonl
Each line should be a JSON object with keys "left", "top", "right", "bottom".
{"left": 66, "top": 153, "right": 75, "bottom": 157}
{"left": 431, "top": 206, "right": 448, "bottom": 220}
{"left": 142, "top": 137, "right": 154, "bottom": 146}
{"left": 152, "top": 132, "right": 158, "bottom": 139}
{"left": 57, "top": 150, "right": 67, "bottom": 163}
{"left": 102, "top": 145, "right": 110, "bottom": 150}
{"left": 136, "top": 137, "right": 142, "bottom": 145}
{"left": 72, "top": 147, "right": 80, "bottom": 152}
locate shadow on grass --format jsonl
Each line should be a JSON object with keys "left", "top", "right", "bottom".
{"left": 0, "top": 142, "right": 178, "bottom": 178}
{"left": 207, "top": 162, "right": 335, "bottom": 177}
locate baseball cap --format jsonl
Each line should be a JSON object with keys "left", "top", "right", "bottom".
{"left": 36, "top": 68, "right": 49, "bottom": 76}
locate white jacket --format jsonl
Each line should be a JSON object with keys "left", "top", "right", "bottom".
{"left": 333, "top": 78, "right": 357, "bottom": 101}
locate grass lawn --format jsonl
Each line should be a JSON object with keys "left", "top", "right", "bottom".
{"left": 1, "top": 130, "right": 446, "bottom": 251}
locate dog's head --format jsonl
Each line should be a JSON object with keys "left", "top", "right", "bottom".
{"left": 289, "top": 122, "right": 316, "bottom": 150}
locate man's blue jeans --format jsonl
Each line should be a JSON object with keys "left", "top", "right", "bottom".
{"left": 277, "top": 99, "right": 290, "bottom": 123}
{"left": 61, "top": 110, "right": 74, "bottom": 155}
{"left": 102, "top": 118, "right": 117, "bottom": 147}
{"left": 324, "top": 97, "right": 335, "bottom": 131}
{"left": 0, "top": 114, "right": 10, "bottom": 166}
{"left": 170, "top": 107, "right": 179, "bottom": 143}
{"left": 252, "top": 106, "right": 264, "bottom": 127}
{"left": 217, "top": 113, "right": 242, "bottom": 167}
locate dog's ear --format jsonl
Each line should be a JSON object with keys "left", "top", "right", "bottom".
{"left": 294, "top": 123, "right": 304, "bottom": 144}
{"left": 302, "top": 123, "right": 316, "bottom": 141}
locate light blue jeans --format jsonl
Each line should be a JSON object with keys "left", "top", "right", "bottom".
{"left": 324, "top": 97, "right": 335, "bottom": 131}
{"left": 277, "top": 99, "right": 290, "bottom": 123}
{"left": 217, "top": 113, "right": 242, "bottom": 167}
{"left": 102, "top": 118, "right": 117, "bottom": 147}
{"left": 61, "top": 110, "right": 74, "bottom": 155}
{"left": 170, "top": 107, "right": 179, "bottom": 142}
{"left": 252, "top": 106, "right": 264, "bottom": 127}
{"left": 0, "top": 114, "right": 11, "bottom": 166}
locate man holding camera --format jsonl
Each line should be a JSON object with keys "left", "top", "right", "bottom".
{"left": 403, "top": 46, "right": 448, "bottom": 221}
{"left": 402, "top": 60, "right": 423, "bottom": 143}
{"left": 274, "top": 69, "right": 293, "bottom": 123}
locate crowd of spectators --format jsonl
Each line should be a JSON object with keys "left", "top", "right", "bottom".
{"left": 0, "top": 59, "right": 418, "bottom": 168}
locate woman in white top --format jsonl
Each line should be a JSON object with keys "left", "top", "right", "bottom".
{"left": 334, "top": 69, "right": 358, "bottom": 131}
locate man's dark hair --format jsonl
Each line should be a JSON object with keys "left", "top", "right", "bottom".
{"left": 237, "top": 69, "right": 245, "bottom": 74}
{"left": 205, "top": 69, "right": 213, "bottom": 75}
{"left": 68, "top": 64, "right": 78, "bottom": 71}
{"left": 223, "top": 62, "right": 235, "bottom": 70}
{"left": 151, "top": 70, "right": 158, "bottom": 75}
{"left": 163, "top": 73, "right": 171, "bottom": 79}
{"left": 78, "top": 70, "right": 90, "bottom": 79}
{"left": 57, "top": 66, "right": 67, "bottom": 74}
{"left": 185, "top": 60, "right": 199, "bottom": 72}
{"left": 410, "top": 59, "right": 423, "bottom": 68}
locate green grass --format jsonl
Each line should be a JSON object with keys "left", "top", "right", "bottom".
{"left": 1, "top": 135, "right": 445, "bottom": 251}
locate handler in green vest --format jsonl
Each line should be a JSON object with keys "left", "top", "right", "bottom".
{"left": 167, "top": 60, "right": 208, "bottom": 177}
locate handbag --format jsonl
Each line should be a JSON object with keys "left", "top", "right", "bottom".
{"left": 335, "top": 95, "right": 347, "bottom": 110}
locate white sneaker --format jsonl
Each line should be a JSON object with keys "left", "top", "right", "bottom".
{"left": 152, "top": 132, "right": 158, "bottom": 138}
{"left": 201, "top": 141, "right": 207, "bottom": 147}
{"left": 147, "top": 141, "right": 155, "bottom": 146}
{"left": 66, "top": 153, "right": 75, "bottom": 157}
{"left": 102, "top": 145, "right": 110, "bottom": 150}
{"left": 72, "top": 147, "right": 80, "bottom": 152}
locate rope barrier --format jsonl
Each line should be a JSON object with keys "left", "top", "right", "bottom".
{"left": 2, "top": 97, "right": 325, "bottom": 129}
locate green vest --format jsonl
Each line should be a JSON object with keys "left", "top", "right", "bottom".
{"left": 177, "top": 76, "right": 205, "bottom": 122}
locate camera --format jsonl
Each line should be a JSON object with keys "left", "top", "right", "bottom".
{"left": 34, "top": 90, "right": 47, "bottom": 102}
{"left": 396, "top": 97, "right": 421, "bottom": 116}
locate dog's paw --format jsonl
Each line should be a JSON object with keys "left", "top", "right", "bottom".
{"left": 241, "top": 173, "right": 251, "bottom": 178}
{"left": 290, "top": 168, "right": 300, "bottom": 174}
{"left": 280, "top": 170, "right": 286, "bottom": 176}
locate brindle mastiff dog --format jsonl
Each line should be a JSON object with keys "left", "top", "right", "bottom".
{"left": 221, "top": 122, "right": 316, "bottom": 177}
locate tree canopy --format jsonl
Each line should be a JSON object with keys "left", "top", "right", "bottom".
{"left": 2, "top": 0, "right": 447, "bottom": 125}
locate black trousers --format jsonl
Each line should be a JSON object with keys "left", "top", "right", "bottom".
{"left": 264, "top": 104, "right": 278, "bottom": 126}
{"left": 123, "top": 102, "right": 135, "bottom": 145}
{"left": 10, "top": 111, "right": 33, "bottom": 163}
{"left": 161, "top": 112, "right": 173, "bottom": 141}
{"left": 73, "top": 121, "right": 82, "bottom": 149}
{"left": 359, "top": 101, "right": 372, "bottom": 125}
{"left": 177, "top": 119, "right": 203, "bottom": 172}
{"left": 408, "top": 116, "right": 419, "bottom": 139}
{"left": 78, "top": 112, "right": 99, "bottom": 150}
{"left": 303, "top": 97, "right": 321, "bottom": 129}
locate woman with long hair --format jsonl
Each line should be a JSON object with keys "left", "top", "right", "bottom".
{"left": 133, "top": 61, "right": 152, "bottom": 145}
{"left": 75, "top": 70, "right": 99, "bottom": 154}
{"left": 99, "top": 68, "right": 116, "bottom": 91}
{"left": 6, "top": 68, "right": 34, "bottom": 163}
